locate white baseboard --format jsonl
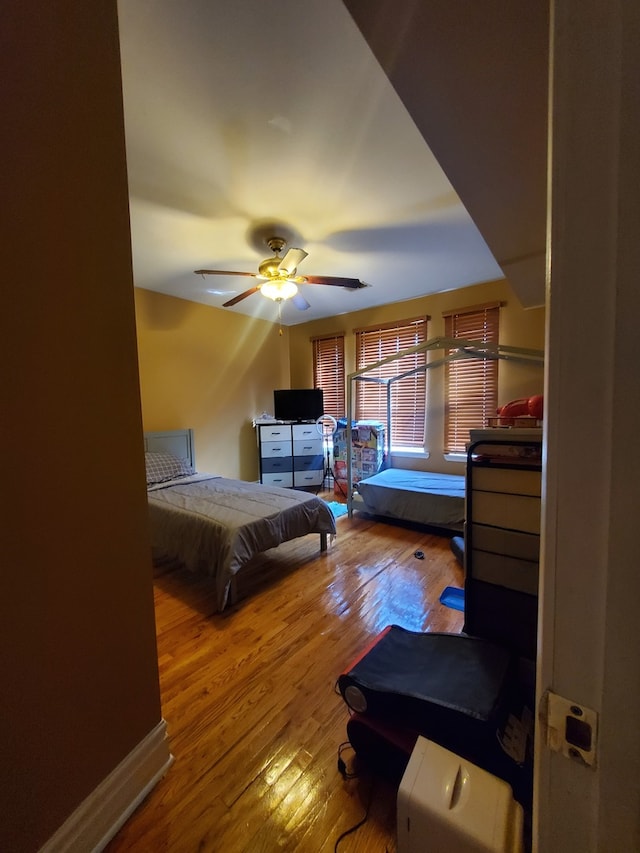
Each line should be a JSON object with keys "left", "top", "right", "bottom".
{"left": 40, "top": 719, "right": 173, "bottom": 853}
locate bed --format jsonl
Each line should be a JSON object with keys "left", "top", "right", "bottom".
{"left": 355, "top": 468, "right": 465, "bottom": 532}
{"left": 144, "top": 430, "right": 337, "bottom": 611}
{"left": 345, "top": 336, "right": 544, "bottom": 530}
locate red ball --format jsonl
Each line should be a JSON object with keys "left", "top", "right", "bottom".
{"left": 528, "top": 395, "right": 544, "bottom": 419}
{"left": 499, "top": 399, "right": 529, "bottom": 418}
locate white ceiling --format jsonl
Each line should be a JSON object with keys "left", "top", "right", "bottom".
{"left": 117, "top": 0, "right": 547, "bottom": 327}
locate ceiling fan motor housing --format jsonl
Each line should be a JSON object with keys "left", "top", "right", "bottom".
{"left": 259, "top": 237, "right": 297, "bottom": 279}
{"left": 259, "top": 255, "right": 291, "bottom": 279}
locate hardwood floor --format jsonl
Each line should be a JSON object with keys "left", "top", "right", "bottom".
{"left": 106, "top": 500, "right": 464, "bottom": 853}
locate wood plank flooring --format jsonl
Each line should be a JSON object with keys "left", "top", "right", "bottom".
{"left": 105, "top": 500, "right": 464, "bottom": 853}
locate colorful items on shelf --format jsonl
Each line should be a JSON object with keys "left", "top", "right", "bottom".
{"left": 333, "top": 419, "right": 386, "bottom": 495}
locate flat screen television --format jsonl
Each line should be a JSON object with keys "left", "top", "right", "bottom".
{"left": 274, "top": 388, "right": 324, "bottom": 423}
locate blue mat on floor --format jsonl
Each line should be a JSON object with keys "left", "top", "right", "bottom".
{"left": 439, "top": 586, "right": 465, "bottom": 612}
{"left": 325, "top": 500, "right": 348, "bottom": 519}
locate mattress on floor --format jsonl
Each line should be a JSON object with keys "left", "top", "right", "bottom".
{"left": 356, "top": 467, "right": 465, "bottom": 529}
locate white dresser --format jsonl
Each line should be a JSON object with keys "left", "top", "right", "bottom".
{"left": 257, "top": 422, "right": 324, "bottom": 490}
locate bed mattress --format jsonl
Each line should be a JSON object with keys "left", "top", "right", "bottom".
{"left": 356, "top": 467, "right": 465, "bottom": 530}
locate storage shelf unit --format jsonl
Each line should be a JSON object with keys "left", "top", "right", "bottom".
{"left": 257, "top": 422, "right": 324, "bottom": 490}
{"left": 333, "top": 420, "right": 385, "bottom": 496}
{"left": 465, "top": 438, "right": 542, "bottom": 660}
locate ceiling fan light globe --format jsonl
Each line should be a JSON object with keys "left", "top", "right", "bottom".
{"left": 260, "top": 280, "right": 298, "bottom": 301}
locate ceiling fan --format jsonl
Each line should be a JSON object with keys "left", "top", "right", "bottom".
{"left": 194, "top": 236, "right": 365, "bottom": 310}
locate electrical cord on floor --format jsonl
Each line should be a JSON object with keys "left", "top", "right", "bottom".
{"left": 334, "top": 742, "right": 376, "bottom": 851}
{"left": 337, "top": 741, "right": 359, "bottom": 779}
{"left": 333, "top": 780, "right": 375, "bottom": 851}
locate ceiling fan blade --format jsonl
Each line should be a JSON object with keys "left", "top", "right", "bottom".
{"left": 222, "top": 286, "right": 261, "bottom": 307}
{"left": 194, "top": 269, "right": 258, "bottom": 277}
{"left": 303, "top": 274, "right": 365, "bottom": 289}
{"left": 278, "top": 248, "right": 308, "bottom": 276}
{"left": 291, "top": 293, "right": 311, "bottom": 311}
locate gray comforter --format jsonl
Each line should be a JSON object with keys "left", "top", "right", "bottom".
{"left": 148, "top": 475, "right": 336, "bottom": 610}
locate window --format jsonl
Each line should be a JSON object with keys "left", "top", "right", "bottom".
{"left": 443, "top": 303, "right": 500, "bottom": 453}
{"left": 355, "top": 317, "right": 428, "bottom": 449}
{"left": 312, "top": 333, "right": 345, "bottom": 418}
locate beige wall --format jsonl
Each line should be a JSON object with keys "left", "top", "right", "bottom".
{"left": 2, "top": 3, "right": 162, "bottom": 850}
{"left": 288, "top": 278, "right": 545, "bottom": 472}
{"left": 135, "top": 288, "right": 291, "bottom": 481}
{"left": 135, "top": 280, "right": 544, "bottom": 479}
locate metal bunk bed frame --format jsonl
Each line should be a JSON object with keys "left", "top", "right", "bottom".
{"left": 345, "top": 336, "right": 545, "bottom": 517}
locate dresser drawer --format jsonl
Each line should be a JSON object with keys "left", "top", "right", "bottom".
{"left": 293, "top": 454, "right": 324, "bottom": 472}
{"left": 261, "top": 456, "right": 293, "bottom": 474}
{"left": 292, "top": 423, "right": 319, "bottom": 441}
{"left": 472, "top": 466, "right": 541, "bottom": 497}
{"left": 260, "top": 440, "right": 292, "bottom": 458}
{"left": 471, "top": 524, "right": 540, "bottom": 561}
{"left": 293, "top": 469, "right": 324, "bottom": 487}
{"left": 259, "top": 425, "right": 291, "bottom": 442}
{"left": 471, "top": 490, "right": 541, "bottom": 534}
{"left": 293, "top": 437, "right": 323, "bottom": 456}
{"left": 470, "top": 549, "right": 538, "bottom": 596}
{"left": 261, "top": 472, "right": 293, "bottom": 488}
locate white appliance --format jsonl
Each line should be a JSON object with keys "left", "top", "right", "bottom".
{"left": 397, "top": 737, "right": 524, "bottom": 853}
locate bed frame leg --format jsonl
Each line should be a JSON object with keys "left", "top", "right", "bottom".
{"left": 320, "top": 533, "right": 328, "bottom": 552}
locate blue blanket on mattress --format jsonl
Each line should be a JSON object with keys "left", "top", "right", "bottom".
{"left": 356, "top": 468, "right": 465, "bottom": 529}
